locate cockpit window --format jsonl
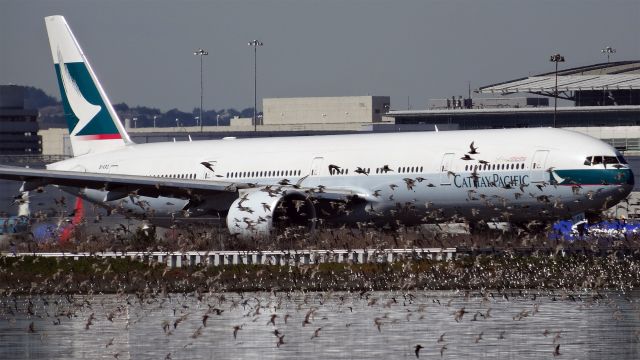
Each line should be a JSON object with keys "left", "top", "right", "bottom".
{"left": 617, "top": 155, "right": 628, "bottom": 165}
{"left": 584, "top": 155, "right": 627, "bottom": 167}
{"left": 591, "top": 156, "right": 603, "bottom": 165}
{"left": 603, "top": 156, "right": 618, "bottom": 165}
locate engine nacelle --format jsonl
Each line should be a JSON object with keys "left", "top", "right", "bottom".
{"left": 226, "top": 188, "right": 316, "bottom": 239}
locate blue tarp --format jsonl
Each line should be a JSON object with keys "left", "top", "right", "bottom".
{"left": 550, "top": 220, "right": 640, "bottom": 240}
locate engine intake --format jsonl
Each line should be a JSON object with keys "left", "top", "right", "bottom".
{"left": 226, "top": 188, "right": 316, "bottom": 239}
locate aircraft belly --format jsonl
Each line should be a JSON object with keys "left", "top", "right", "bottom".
{"left": 60, "top": 187, "right": 189, "bottom": 216}
{"left": 309, "top": 170, "right": 633, "bottom": 226}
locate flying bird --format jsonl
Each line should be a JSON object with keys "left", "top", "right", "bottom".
{"left": 381, "top": 165, "right": 394, "bottom": 173}
{"left": 440, "top": 345, "right": 447, "bottom": 357}
{"left": 311, "top": 327, "right": 322, "bottom": 339}
{"left": 414, "top": 344, "right": 424, "bottom": 358}
{"left": 355, "top": 167, "right": 369, "bottom": 175}
{"left": 232, "top": 325, "right": 243, "bottom": 339}
{"left": 200, "top": 161, "right": 215, "bottom": 172}
{"left": 328, "top": 164, "right": 341, "bottom": 174}
{"left": 469, "top": 141, "right": 479, "bottom": 154}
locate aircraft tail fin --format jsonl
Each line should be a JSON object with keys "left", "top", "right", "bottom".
{"left": 45, "top": 15, "right": 132, "bottom": 156}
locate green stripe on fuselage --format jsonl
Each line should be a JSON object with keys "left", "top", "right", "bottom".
{"left": 553, "top": 168, "right": 633, "bottom": 186}
{"left": 54, "top": 62, "right": 120, "bottom": 136}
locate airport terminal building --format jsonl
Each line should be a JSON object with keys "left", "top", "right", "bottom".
{"left": 388, "top": 61, "right": 640, "bottom": 136}
{"left": 0, "top": 85, "right": 41, "bottom": 155}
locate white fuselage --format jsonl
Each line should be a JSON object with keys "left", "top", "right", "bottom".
{"left": 48, "top": 128, "right": 633, "bottom": 226}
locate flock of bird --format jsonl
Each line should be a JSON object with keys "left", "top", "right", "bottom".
{"left": 1, "top": 140, "right": 639, "bottom": 358}
{"left": 1, "top": 273, "right": 639, "bottom": 359}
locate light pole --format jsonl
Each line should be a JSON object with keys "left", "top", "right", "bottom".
{"left": 133, "top": 117, "right": 138, "bottom": 128}
{"left": 193, "top": 48, "right": 208, "bottom": 132}
{"left": 549, "top": 53, "right": 565, "bottom": 128}
{"left": 153, "top": 115, "right": 158, "bottom": 128}
{"left": 248, "top": 40, "right": 263, "bottom": 132}
{"left": 216, "top": 114, "right": 220, "bottom": 127}
{"left": 601, "top": 46, "right": 616, "bottom": 63}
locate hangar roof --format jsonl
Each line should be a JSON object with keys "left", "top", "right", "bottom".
{"left": 478, "top": 61, "right": 640, "bottom": 94}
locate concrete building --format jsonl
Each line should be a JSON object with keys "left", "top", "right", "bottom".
{"left": 0, "top": 85, "right": 41, "bottom": 155}
{"left": 263, "top": 96, "right": 390, "bottom": 127}
{"left": 38, "top": 127, "right": 70, "bottom": 156}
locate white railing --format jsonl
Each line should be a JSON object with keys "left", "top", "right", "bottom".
{"left": 1, "top": 248, "right": 457, "bottom": 268}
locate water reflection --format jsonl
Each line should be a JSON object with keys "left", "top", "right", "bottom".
{"left": 1, "top": 290, "right": 638, "bottom": 359}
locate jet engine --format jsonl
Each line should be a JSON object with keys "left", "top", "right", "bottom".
{"left": 226, "top": 188, "right": 317, "bottom": 239}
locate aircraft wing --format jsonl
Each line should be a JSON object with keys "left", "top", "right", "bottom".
{"left": 0, "top": 165, "right": 238, "bottom": 197}
{"left": 0, "top": 165, "right": 371, "bottom": 203}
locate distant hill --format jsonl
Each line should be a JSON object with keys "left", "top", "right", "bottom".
{"left": 21, "top": 85, "right": 251, "bottom": 128}
{"left": 20, "top": 86, "right": 60, "bottom": 109}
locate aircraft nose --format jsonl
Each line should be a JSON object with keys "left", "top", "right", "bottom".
{"left": 622, "top": 168, "right": 635, "bottom": 196}
{"left": 625, "top": 168, "right": 635, "bottom": 186}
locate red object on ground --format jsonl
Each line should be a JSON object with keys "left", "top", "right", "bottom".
{"left": 59, "top": 197, "right": 84, "bottom": 243}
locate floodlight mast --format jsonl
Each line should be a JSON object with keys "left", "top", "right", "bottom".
{"left": 194, "top": 48, "right": 208, "bottom": 131}
{"left": 248, "top": 40, "right": 263, "bottom": 132}
{"left": 601, "top": 46, "right": 616, "bottom": 64}
{"left": 549, "top": 53, "right": 565, "bottom": 128}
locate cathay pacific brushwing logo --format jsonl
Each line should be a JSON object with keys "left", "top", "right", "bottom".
{"left": 550, "top": 170, "right": 566, "bottom": 184}
{"left": 57, "top": 49, "right": 101, "bottom": 136}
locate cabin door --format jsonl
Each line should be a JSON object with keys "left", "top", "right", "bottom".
{"left": 310, "top": 157, "right": 324, "bottom": 176}
{"left": 530, "top": 150, "right": 549, "bottom": 183}
{"left": 439, "top": 153, "right": 455, "bottom": 185}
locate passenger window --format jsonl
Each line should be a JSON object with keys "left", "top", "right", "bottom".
{"left": 584, "top": 157, "right": 592, "bottom": 166}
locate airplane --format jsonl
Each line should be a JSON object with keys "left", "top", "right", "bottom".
{"left": 0, "top": 15, "right": 634, "bottom": 240}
